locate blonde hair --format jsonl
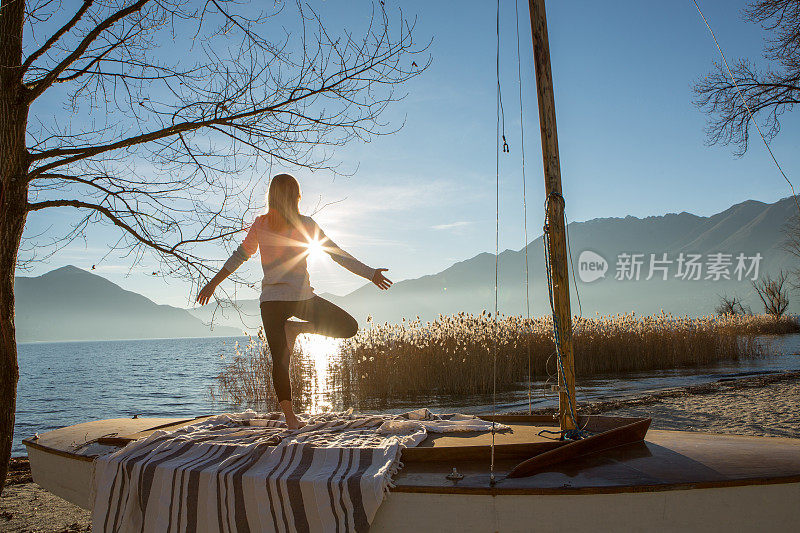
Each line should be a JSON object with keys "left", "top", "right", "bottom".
{"left": 266, "top": 174, "right": 301, "bottom": 231}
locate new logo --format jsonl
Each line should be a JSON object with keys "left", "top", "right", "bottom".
{"left": 578, "top": 250, "right": 608, "bottom": 283}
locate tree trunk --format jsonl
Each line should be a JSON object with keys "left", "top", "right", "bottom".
{"left": 0, "top": 0, "right": 29, "bottom": 492}
{"left": 0, "top": 193, "right": 25, "bottom": 494}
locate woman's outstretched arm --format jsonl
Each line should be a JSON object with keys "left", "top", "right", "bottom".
{"left": 196, "top": 219, "right": 260, "bottom": 304}
{"left": 314, "top": 222, "right": 392, "bottom": 290}
{"left": 196, "top": 267, "right": 233, "bottom": 305}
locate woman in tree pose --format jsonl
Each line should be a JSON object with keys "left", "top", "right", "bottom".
{"left": 196, "top": 173, "right": 392, "bottom": 429}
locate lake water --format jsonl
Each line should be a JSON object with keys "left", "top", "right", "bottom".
{"left": 13, "top": 334, "right": 800, "bottom": 456}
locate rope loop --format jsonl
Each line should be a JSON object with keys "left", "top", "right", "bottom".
{"left": 538, "top": 428, "right": 592, "bottom": 441}
{"left": 562, "top": 428, "right": 591, "bottom": 441}
{"left": 545, "top": 191, "right": 564, "bottom": 209}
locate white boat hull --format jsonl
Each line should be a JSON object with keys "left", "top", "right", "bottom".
{"left": 372, "top": 484, "right": 800, "bottom": 532}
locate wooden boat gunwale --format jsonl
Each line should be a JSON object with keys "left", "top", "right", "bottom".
{"left": 22, "top": 413, "right": 649, "bottom": 464}
{"left": 507, "top": 417, "right": 652, "bottom": 478}
{"left": 389, "top": 472, "right": 800, "bottom": 496}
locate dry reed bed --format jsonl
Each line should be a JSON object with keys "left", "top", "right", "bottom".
{"left": 213, "top": 313, "right": 797, "bottom": 408}
{"left": 723, "top": 313, "right": 800, "bottom": 335}
{"left": 328, "top": 312, "right": 793, "bottom": 402}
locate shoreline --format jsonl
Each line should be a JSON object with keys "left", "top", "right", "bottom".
{"left": 3, "top": 370, "right": 800, "bottom": 532}
{"left": 520, "top": 369, "right": 800, "bottom": 438}
{"left": 528, "top": 369, "right": 800, "bottom": 415}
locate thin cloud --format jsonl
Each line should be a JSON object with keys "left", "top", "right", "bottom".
{"left": 432, "top": 221, "right": 471, "bottom": 231}
{"left": 313, "top": 176, "right": 480, "bottom": 224}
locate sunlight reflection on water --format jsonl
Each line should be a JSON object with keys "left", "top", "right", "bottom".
{"left": 296, "top": 334, "right": 341, "bottom": 413}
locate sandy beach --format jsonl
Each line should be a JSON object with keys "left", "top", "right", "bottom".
{"left": 1, "top": 456, "right": 90, "bottom": 532}
{"left": 2, "top": 371, "right": 799, "bottom": 532}
{"left": 580, "top": 370, "right": 800, "bottom": 437}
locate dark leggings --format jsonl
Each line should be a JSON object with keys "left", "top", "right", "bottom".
{"left": 260, "top": 296, "right": 358, "bottom": 402}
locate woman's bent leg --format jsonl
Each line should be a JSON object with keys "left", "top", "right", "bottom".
{"left": 295, "top": 296, "right": 358, "bottom": 339}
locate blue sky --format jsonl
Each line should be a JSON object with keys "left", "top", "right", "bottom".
{"left": 20, "top": 0, "right": 800, "bottom": 307}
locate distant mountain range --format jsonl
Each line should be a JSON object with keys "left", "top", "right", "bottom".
{"left": 16, "top": 197, "right": 800, "bottom": 341}
{"left": 191, "top": 196, "right": 800, "bottom": 328}
{"left": 14, "top": 266, "right": 241, "bottom": 342}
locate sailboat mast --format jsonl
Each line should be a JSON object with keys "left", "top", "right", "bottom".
{"left": 526, "top": 0, "right": 577, "bottom": 432}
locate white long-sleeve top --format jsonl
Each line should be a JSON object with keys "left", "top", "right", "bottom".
{"left": 223, "top": 215, "right": 376, "bottom": 302}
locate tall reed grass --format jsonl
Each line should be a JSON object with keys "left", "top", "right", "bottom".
{"left": 214, "top": 312, "right": 796, "bottom": 408}
{"left": 718, "top": 313, "right": 800, "bottom": 335}
{"left": 328, "top": 312, "right": 790, "bottom": 403}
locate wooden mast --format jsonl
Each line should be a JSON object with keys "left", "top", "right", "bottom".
{"left": 527, "top": 0, "right": 577, "bottom": 432}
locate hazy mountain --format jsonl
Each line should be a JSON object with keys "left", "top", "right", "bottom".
{"left": 318, "top": 196, "right": 798, "bottom": 324}
{"left": 15, "top": 266, "right": 241, "bottom": 342}
{"left": 30, "top": 190, "right": 797, "bottom": 343}
{"left": 229, "top": 196, "right": 798, "bottom": 326}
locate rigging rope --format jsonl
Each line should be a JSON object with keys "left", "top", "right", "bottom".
{"left": 691, "top": 0, "right": 800, "bottom": 214}
{"left": 514, "top": 0, "right": 534, "bottom": 416}
{"left": 565, "top": 212, "right": 583, "bottom": 319}
{"left": 489, "top": 0, "right": 502, "bottom": 487}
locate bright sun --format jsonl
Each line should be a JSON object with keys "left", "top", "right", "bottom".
{"left": 305, "top": 238, "right": 325, "bottom": 263}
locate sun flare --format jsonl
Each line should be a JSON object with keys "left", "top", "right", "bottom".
{"left": 305, "top": 237, "right": 325, "bottom": 264}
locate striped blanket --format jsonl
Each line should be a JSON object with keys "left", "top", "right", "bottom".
{"left": 92, "top": 409, "right": 506, "bottom": 533}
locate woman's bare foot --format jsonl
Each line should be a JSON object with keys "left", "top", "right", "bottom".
{"left": 279, "top": 400, "right": 306, "bottom": 430}
{"left": 285, "top": 415, "right": 307, "bottom": 430}
{"left": 285, "top": 319, "right": 313, "bottom": 355}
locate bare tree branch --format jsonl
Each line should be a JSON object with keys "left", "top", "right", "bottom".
{"left": 751, "top": 270, "right": 791, "bottom": 317}
{"left": 29, "top": 85, "right": 330, "bottom": 172}
{"left": 21, "top": 0, "right": 94, "bottom": 74}
{"left": 715, "top": 294, "right": 752, "bottom": 315}
{"left": 17, "top": 0, "right": 428, "bottom": 288}
{"left": 694, "top": 0, "right": 800, "bottom": 155}
{"left": 26, "top": 0, "right": 152, "bottom": 101}
{"left": 26, "top": 197, "right": 201, "bottom": 268}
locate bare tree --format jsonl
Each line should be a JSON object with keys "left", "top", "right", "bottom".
{"left": 752, "top": 271, "right": 791, "bottom": 316}
{"left": 715, "top": 294, "right": 752, "bottom": 316}
{"left": 0, "top": 0, "right": 427, "bottom": 490}
{"left": 782, "top": 211, "right": 800, "bottom": 287}
{"left": 694, "top": 0, "right": 800, "bottom": 155}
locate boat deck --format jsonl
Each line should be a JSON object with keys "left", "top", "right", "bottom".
{"left": 22, "top": 414, "right": 800, "bottom": 495}
{"left": 395, "top": 429, "right": 800, "bottom": 493}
